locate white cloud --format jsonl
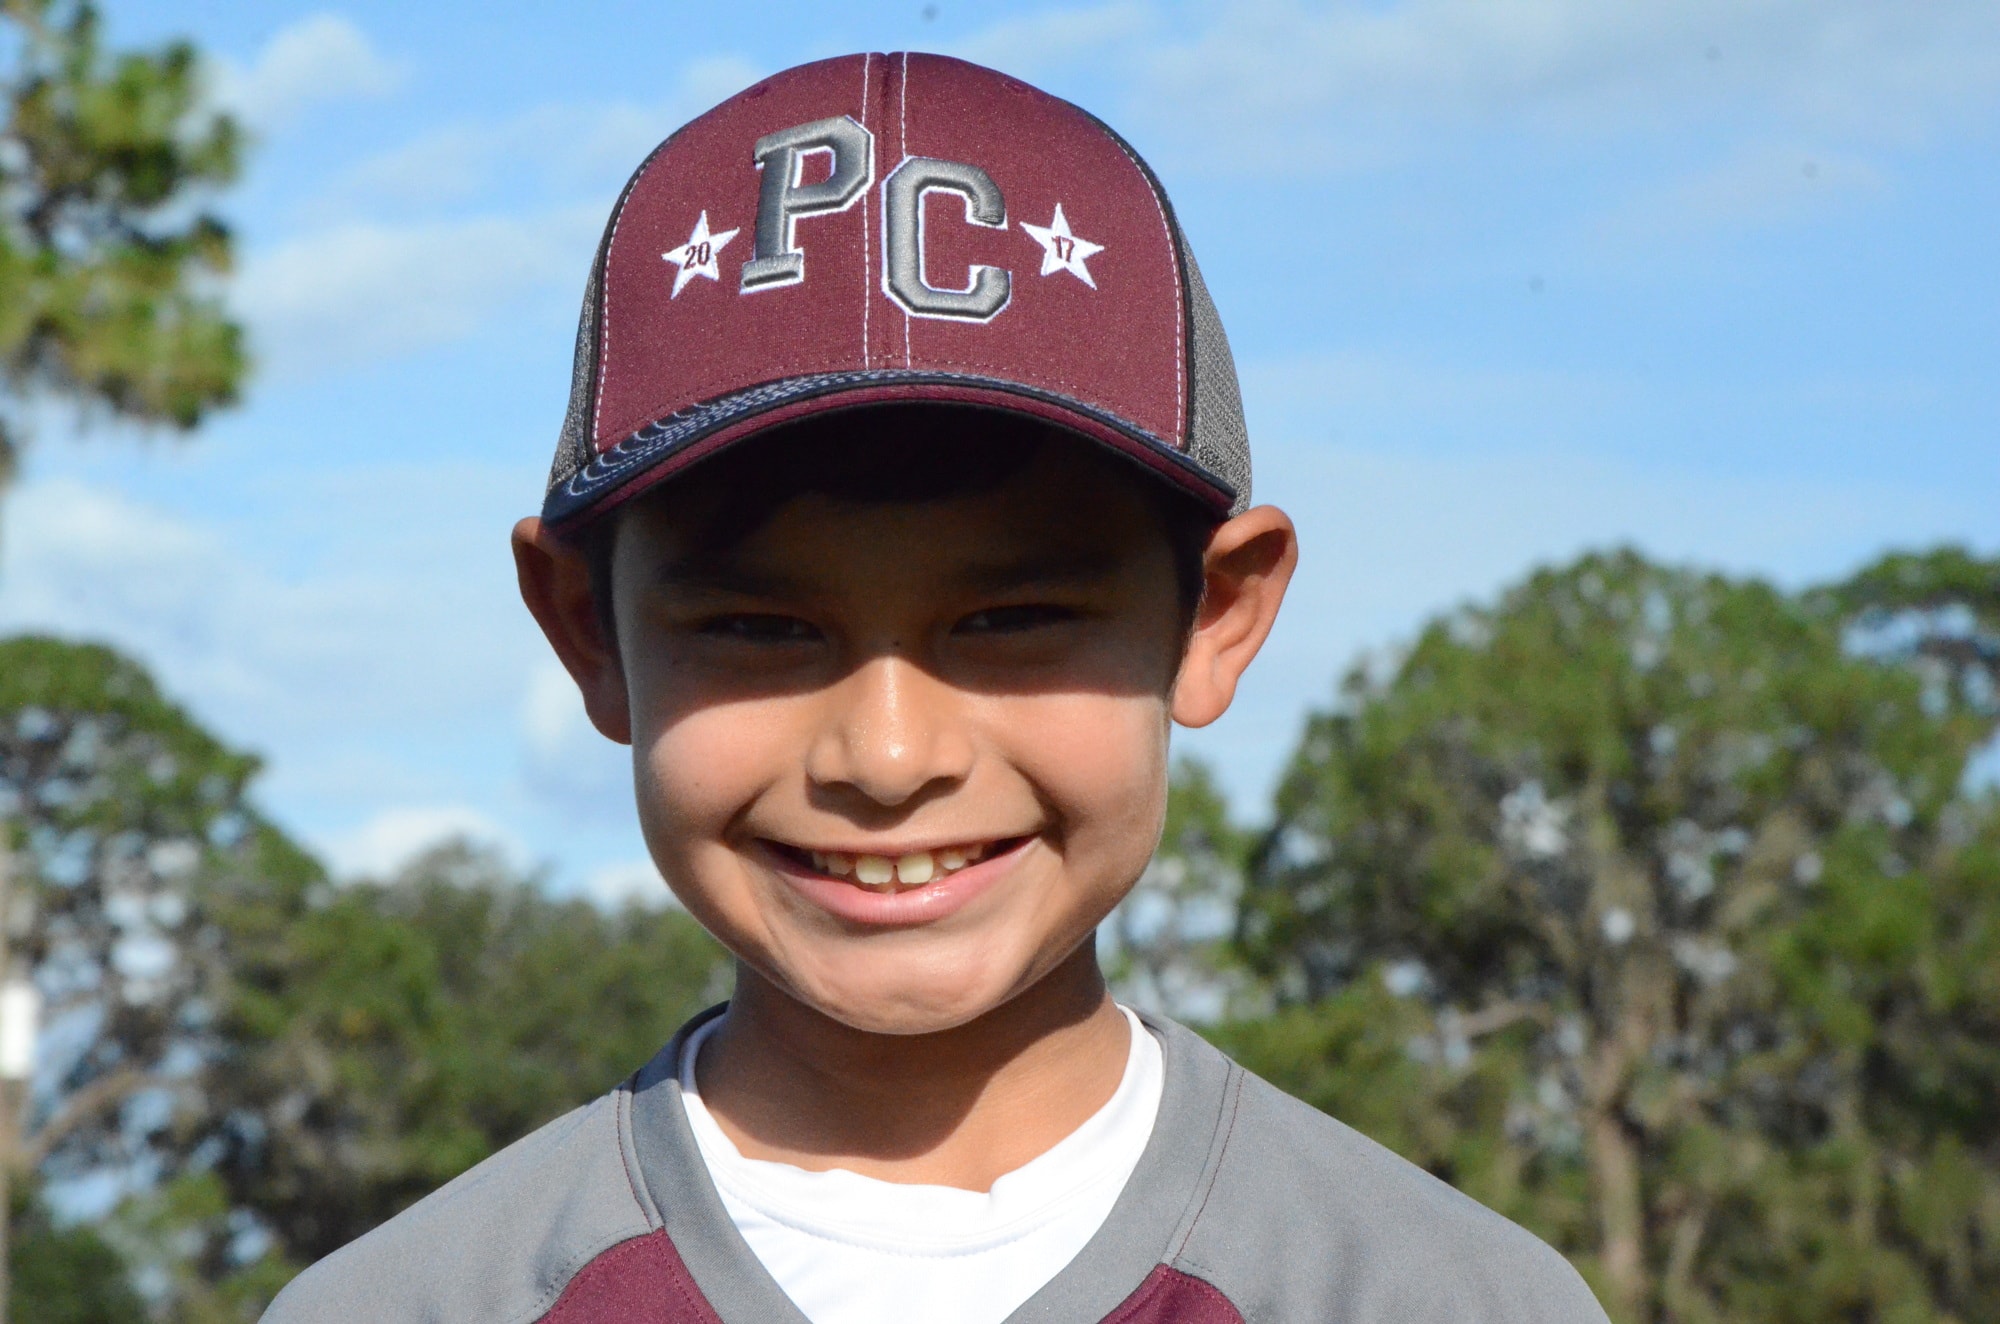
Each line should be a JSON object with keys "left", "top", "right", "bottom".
{"left": 0, "top": 477, "right": 264, "bottom": 705}
{"left": 520, "top": 659, "right": 636, "bottom": 829}
{"left": 325, "top": 805, "right": 522, "bottom": 880}
{"left": 232, "top": 53, "right": 762, "bottom": 378}
{"left": 523, "top": 659, "right": 586, "bottom": 757}
{"left": 1169, "top": 348, "right": 1998, "bottom": 806}
{"left": 958, "top": 1, "right": 2000, "bottom": 172}
{"left": 0, "top": 463, "right": 541, "bottom": 801}
{"left": 211, "top": 14, "right": 406, "bottom": 131}
{"left": 330, "top": 55, "right": 762, "bottom": 210}
{"left": 577, "top": 859, "right": 677, "bottom": 911}
{"left": 949, "top": 3, "right": 1152, "bottom": 79}
{"left": 0, "top": 467, "right": 670, "bottom": 893}
{"left": 235, "top": 204, "right": 602, "bottom": 373}
{"left": 0, "top": 474, "right": 221, "bottom": 623}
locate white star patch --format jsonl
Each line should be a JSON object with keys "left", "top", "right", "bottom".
{"left": 1022, "top": 203, "right": 1104, "bottom": 289}
{"left": 663, "top": 211, "right": 739, "bottom": 298}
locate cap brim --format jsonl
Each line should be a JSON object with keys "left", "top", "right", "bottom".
{"left": 540, "top": 370, "right": 1236, "bottom": 531}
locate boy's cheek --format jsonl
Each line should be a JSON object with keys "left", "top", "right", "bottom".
{"left": 627, "top": 687, "right": 1170, "bottom": 879}
{"left": 630, "top": 704, "right": 787, "bottom": 840}
{"left": 1000, "top": 691, "right": 1171, "bottom": 810}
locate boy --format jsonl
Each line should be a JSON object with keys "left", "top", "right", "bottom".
{"left": 265, "top": 53, "right": 1608, "bottom": 1323}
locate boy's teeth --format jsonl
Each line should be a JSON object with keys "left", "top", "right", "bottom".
{"left": 810, "top": 842, "right": 1004, "bottom": 887}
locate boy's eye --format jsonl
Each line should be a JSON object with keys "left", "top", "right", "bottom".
{"left": 700, "top": 613, "right": 821, "bottom": 643}
{"left": 955, "top": 604, "right": 1077, "bottom": 635}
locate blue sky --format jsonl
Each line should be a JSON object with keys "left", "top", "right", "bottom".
{"left": 3, "top": 1, "right": 1996, "bottom": 904}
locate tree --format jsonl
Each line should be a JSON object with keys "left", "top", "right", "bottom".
{"left": 0, "top": 2, "right": 248, "bottom": 1310}
{"left": 1231, "top": 547, "right": 2000, "bottom": 1322}
{"left": 8, "top": 1176, "right": 147, "bottom": 1323}
{"left": 1102, "top": 757, "right": 1261, "bottom": 1024}
{"left": 0, "top": 0, "right": 245, "bottom": 495}
{"left": 207, "top": 840, "right": 730, "bottom": 1273}
{"left": 0, "top": 634, "right": 310, "bottom": 1313}
{"left": 2, "top": 636, "right": 734, "bottom": 1314}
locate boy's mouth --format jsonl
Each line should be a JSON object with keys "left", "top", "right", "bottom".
{"left": 767, "top": 838, "right": 1025, "bottom": 892}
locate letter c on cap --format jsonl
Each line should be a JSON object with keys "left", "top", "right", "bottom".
{"left": 882, "top": 157, "right": 1012, "bottom": 321}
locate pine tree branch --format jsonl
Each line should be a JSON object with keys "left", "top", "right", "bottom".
{"left": 20, "top": 1064, "right": 153, "bottom": 1168}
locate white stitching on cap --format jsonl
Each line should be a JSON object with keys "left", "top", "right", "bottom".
{"left": 1096, "top": 126, "right": 1184, "bottom": 445}
{"left": 860, "top": 53, "right": 872, "bottom": 369}
{"left": 592, "top": 172, "right": 649, "bottom": 448}
{"left": 899, "top": 52, "right": 911, "bottom": 369}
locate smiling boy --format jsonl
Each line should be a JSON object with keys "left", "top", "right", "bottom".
{"left": 264, "top": 53, "right": 1607, "bottom": 1324}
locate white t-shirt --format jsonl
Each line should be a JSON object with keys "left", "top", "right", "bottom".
{"left": 679, "top": 1007, "right": 1163, "bottom": 1324}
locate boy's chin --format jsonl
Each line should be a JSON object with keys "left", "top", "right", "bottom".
{"left": 789, "top": 971, "right": 1028, "bottom": 1037}
{"left": 764, "top": 946, "right": 1088, "bottom": 1038}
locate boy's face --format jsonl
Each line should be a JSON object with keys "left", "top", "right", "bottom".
{"left": 517, "top": 435, "right": 1294, "bottom": 1037}
{"left": 617, "top": 440, "right": 1185, "bottom": 1034}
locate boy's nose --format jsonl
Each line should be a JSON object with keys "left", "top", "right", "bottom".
{"left": 804, "top": 654, "right": 974, "bottom": 807}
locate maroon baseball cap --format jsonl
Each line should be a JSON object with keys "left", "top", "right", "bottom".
{"left": 542, "top": 52, "right": 1251, "bottom": 529}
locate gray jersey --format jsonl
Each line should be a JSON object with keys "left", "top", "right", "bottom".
{"left": 263, "top": 1008, "right": 1608, "bottom": 1323}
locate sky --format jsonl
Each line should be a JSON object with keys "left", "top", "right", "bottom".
{"left": 2, "top": 0, "right": 1996, "bottom": 906}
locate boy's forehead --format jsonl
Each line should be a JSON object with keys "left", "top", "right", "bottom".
{"left": 634, "top": 442, "right": 1158, "bottom": 589}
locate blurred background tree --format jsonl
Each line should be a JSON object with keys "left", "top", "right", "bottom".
{"left": 0, "top": 0, "right": 245, "bottom": 501}
{"left": 8, "top": 545, "right": 1995, "bottom": 1323}
{"left": 2, "top": 636, "right": 731, "bottom": 1317}
{"left": 1225, "top": 546, "right": 2000, "bottom": 1323}
{"left": 8, "top": 1176, "right": 144, "bottom": 1321}
{"left": 0, "top": 637, "right": 301, "bottom": 1315}
{"left": 0, "top": 0, "right": 246, "bottom": 1312}
{"left": 1100, "top": 758, "right": 1262, "bottom": 1025}
{"left": 206, "top": 839, "right": 728, "bottom": 1270}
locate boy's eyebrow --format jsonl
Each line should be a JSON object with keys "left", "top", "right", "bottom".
{"left": 650, "top": 547, "right": 1125, "bottom": 597}
{"left": 955, "top": 548, "right": 1125, "bottom": 593}
{"left": 651, "top": 556, "right": 811, "bottom": 599}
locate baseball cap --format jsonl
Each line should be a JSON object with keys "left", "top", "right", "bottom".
{"left": 541, "top": 52, "right": 1251, "bottom": 530}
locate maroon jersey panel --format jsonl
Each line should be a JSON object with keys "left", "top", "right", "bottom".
{"left": 1098, "top": 1265, "right": 1246, "bottom": 1324}
{"left": 539, "top": 1231, "right": 724, "bottom": 1324}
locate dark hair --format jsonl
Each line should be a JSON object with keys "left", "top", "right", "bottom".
{"left": 576, "top": 404, "right": 1218, "bottom": 644}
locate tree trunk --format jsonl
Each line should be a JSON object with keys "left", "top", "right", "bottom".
{"left": 1577, "top": 786, "right": 1661, "bottom": 1322}
{"left": 1588, "top": 1101, "right": 1646, "bottom": 1321}
{"left": 0, "top": 837, "right": 14, "bottom": 1324}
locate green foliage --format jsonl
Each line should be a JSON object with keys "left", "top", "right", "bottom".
{"left": 0, "top": 634, "right": 293, "bottom": 1180}
{"left": 0, "top": 0, "right": 245, "bottom": 490}
{"left": 8, "top": 1182, "right": 146, "bottom": 1323}
{"left": 207, "top": 839, "right": 729, "bottom": 1271}
{"left": 1231, "top": 547, "right": 2000, "bottom": 1322}
{"left": 3, "top": 634, "right": 730, "bottom": 1315}
{"left": 98, "top": 1169, "right": 299, "bottom": 1323}
{"left": 1, "top": 633, "right": 318, "bottom": 1316}
{"left": 11, "top": 538, "right": 1996, "bottom": 1323}
{"left": 1103, "top": 757, "right": 1260, "bottom": 1022}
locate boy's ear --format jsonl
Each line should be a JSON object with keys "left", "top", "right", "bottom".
{"left": 512, "top": 517, "right": 633, "bottom": 745}
{"left": 1172, "top": 506, "right": 1298, "bottom": 729}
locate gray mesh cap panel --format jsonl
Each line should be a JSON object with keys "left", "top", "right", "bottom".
{"left": 1178, "top": 244, "right": 1251, "bottom": 515}
{"left": 547, "top": 254, "right": 603, "bottom": 494}
{"left": 545, "top": 131, "right": 680, "bottom": 504}
{"left": 1068, "top": 100, "right": 1253, "bottom": 516}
